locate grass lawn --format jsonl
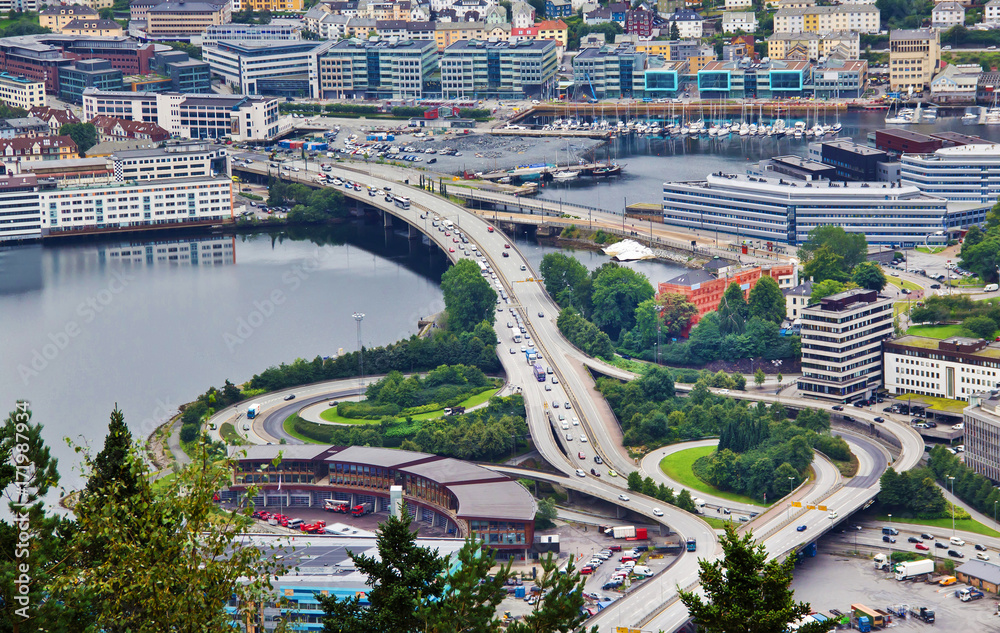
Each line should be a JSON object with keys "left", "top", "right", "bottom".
{"left": 702, "top": 516, "right": 735, "bottom": 529}
{"left": 659, "top": 446, "right": 770, "bottom": 507}
{"left": 609, "top": 355, "right": 650, "bottom": 374}
{"left": 283, "top": 413, "right": 325, "bottom": 443}
{"left": 871, "top": 512, "right": 1000, "bottom": 538}
{"left": 151, "top": 471, "right": 177, "bottom": 492}
{"left": 906, "top": 323, "right": 964, "bottom": 339}
{"left": 896, "top": 392, "right": 969, "bottom": 415}
{"left": 220, "top": 422, "right": 241, "bottom": 444}
{"left": 886, "top": 276, "right": 923, "bottom": 293}
{"left": 318, "top": 386, "right": 500, "bottom": 425}
{"left": 915, "top": 246, "right": 946, "bottom": 255}
{"left": 832, "top": 453, "right": 860, "bottom": 478}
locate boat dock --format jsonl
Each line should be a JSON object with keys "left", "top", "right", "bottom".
{"left": 477, "top": 162, "right": 621, "bottom": 182}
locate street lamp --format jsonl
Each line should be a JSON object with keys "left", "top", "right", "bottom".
{"left": 786, "top": 476, "right": 794, "bottom": 522}
{"left": 994, "top": 500, "right": 997, "bottom": 532}
{"left": 888, "top": 513, "right": 893, "bottom": 560}
{"left": 948, "top": 475, "right": 956, "bottom": 536}
{"left": 353, "top": 312, "right": 365, "bottom": 397}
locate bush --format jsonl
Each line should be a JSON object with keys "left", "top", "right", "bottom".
{"left": 557, "top": 307, "right": 615, "bottom": 360}
{"left": 337, "top": 401, "right": 401, "bottom": 419}
{"left": 179, "top": 423, "right": 199, "bottom": 443}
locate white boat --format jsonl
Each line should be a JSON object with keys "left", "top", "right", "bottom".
{"left": 552, "top": 170, "right": 578, "bottom": 181}
{"left": 923, "top": 107, "right": 938, "bottom": 121}
{"left": 831, "top": 122, "right": 842, "bottom": 134}
{"left": 962, "top": 112, "right": 978, "bottom": 123}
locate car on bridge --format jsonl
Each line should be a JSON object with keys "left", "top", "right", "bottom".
{"left": 578, "top": 452, "right": 586, "bottom": 459}
{"left": 796, "top": 525, "right": 807, "bottom": 532}
{"left": 576, "top": 469, "right": 586, "bottom": 477}
{"left": 618, "top": 494, "right": 630, "bottom": 502}
{"left": 908, "top": 536, "right": 922, "bottom": 543}
{"left": 653, "top": 508, "right": 663, "bottom": 516}
{"left": 916, "top": 543, "right": 929, "bottom": 551}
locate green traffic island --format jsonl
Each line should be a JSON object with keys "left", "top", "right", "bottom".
{"left": 316, "top": 382, "right": 501, "bottom": 426}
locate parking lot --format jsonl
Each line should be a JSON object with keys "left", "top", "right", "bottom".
{"left": 791, "top": 536, "right": 1000, "bottom": 630}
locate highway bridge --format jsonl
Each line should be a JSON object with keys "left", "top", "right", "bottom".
{"left": 230, "top": 158, "right": 925, "bottom": 632}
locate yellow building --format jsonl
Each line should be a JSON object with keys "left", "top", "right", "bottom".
{"left": 245, "top": 0, "right": 303, "bottom": 12}
{"left": 434, "top": 22, "right": 488, "bottom": 50}
{"left": 39, "top": 4, "right": 99, "bottom": 32}
{"left": 0, "top": 74, "right": 45, "bottom": 110}
{"left": 146, "top": 1, "right": 230, "bottom": 36}
{"left": 890, "top": 28, "right": 940, "bottom": 91}
{"left": 688, "top": 54, "right": 716, "bottom": 74}
{"left": 61, "top": 18, "right": 124, "bottom": 37}
{"left": 535, "top": 20, "right": 567, "bottom": 47}
{"left": 636, "top": 41, "right": 672, "bottom": 57}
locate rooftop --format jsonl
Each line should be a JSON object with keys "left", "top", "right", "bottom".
{"left": 890, "top": 335, "right": 1000, "bottom": 359}
{"left": 691, "top": 172, "right": 939, "bottom": 200}
{"left": 784, "top": 280, "right": 814, "bottom": 297}
{"left": 890, "top": 28, "right": 936, "bottom": 41}
{"left": 776, "top": 4, "right": 877, "bottom": 14}
{"left": 148, "top": 0, "right": 226, "bottom": 12}
{"left": 663, "top": 268, "right": 717, "bottom": 287}
{"left": 822, "top": 139, "right": 886, "bottom": 156}
{"left": 445, "top": 38, "right": 554, "bottom": 51}
{"left": 62, "top": 18, "right": 123, "bottom": 29}
{"left": 958, "top": 560, "right": 1000, "bottom": 586}
{"left": 772, "top": 154, "right": 833, "bottom": 172}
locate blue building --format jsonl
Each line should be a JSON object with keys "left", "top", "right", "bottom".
{"left": 698, "top": 58, "right": 811, "bottom": 99}
{"left": 150, "top": 50, "right": 211, "bottom": 93}
{"left": 546, "top": 0, "right": 572, "bottom": 17}
{"left": 58, "top": 59, "right": 123, "bottom": 104}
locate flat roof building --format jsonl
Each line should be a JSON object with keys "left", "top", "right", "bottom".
{"left": 314, "top": 37, "right": 438, "bottom": 100}
{"left": 662, "top": 172, "right": 950, "bottom": 246}
{"left": 820, "top": 139, "right": 891, "bottom": 181}
{"left": 752, "top": 154, "right": 836, "bottom": 181}
{"left": 965, "top": 393, "right": 1000, "bottom": 483}
{"left": 226, "top": 445, "right": 536, "bottom": 551}
{"left": 889, "top": 29, "right": 940, "bottom": 92}
{"left": 572, "top": 43, "right": 647, "bottom": 99}
{"left": 200, "top": 23, "right": 301, "bottom": 46}
{"left": 59, "top": 58, "right": 123, "bottom": 104}
{"left": 0, "top": 72, "right": 45, "bottom": 109}
{"left": 0, "top": 174, "right": 45, "bottom": 242}
{"left": 146, "top": 0, "right": 231, "bottom": 37}
{"left": 773, "top": 4, "right": 881, "bottom": 34}
{"left": 885, "top": 335, "right": 1000, "bottom": 403}
{"left": 441, "top": 38, "right": 557, "bottom": 100}
{"left": 203, "top": 40, "right": 331, "bottom": 97}
{"left": 698, "top": 58, "right": 812, "bottom": 100}
{"left": 798, "top": 289, "right": 893, "bottom": 402}
{"left": 901, "top": 143, "right": 1000, "bottom": 206}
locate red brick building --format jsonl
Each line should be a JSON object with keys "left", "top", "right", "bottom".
{"left": 657, "top": 263, "right": 798, "bottom": 326}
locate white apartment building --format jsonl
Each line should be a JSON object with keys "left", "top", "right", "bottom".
{"left": 931, "top": 2, "right": 964, "bottom": 28}
{"left": 901, "top": 144, "right": 1000, "bottom": 209}
{"left": 40, "top": 176, "right": 232, "bottom": 235}
{"left": 773, "top": 5, "right": 880, "bottom": 34}
{"left": 964, "top": 392, "right": 1000, "bottom": 483}
{"left": 0, "top": 74, "right": 45, "bottom": 110}
{"left": 202, "top": 40, "right": 333, "bottom": 96}
{"left": 0, "top": 174, "right": 44, "bottom": 242}
{"left": 722, "top": 11, "right": 757, "bottom": 33}
{"left": 986, "top": 0, "right": 1000, "bottom": 23}
{"left": 200, "top": 24, "right": 301, "bottom": 45}
{"left": 661, "top": 173, "right": 950, "bottom": 246}
{"left": 81, "top": 90, "right": 281, "bottom": 142}
{"left": 884, "top": 336, "right": 1000, "bottom": 402}
{"left": 797, "top": 288, "right": 893, "bottom": 402}
{"left": 766, "top": 31, "right": 860, "bottom": 60}
{"left": 724, "top": 0, "right": 751, "bottom": 8}
{"left": 112, "top": 141, "right": 227, "bottom": 182}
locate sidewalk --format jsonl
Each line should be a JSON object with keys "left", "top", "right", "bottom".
{"left": 937, "top": 482, "right": 1000, "bottom": 534}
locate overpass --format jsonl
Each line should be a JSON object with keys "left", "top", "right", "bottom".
{"left": 231, "top": 157, "right": 924, "bottom": 632}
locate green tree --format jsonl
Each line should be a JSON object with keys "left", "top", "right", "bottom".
{"left": 676, "top": 488, "right": 697, "bottom": 513}
{"left": 963, "top": 315, "right": 997, "bottom": 339}
{"left": 505, "top": 555, "right": 594, "bottom": 633}
{"left": 627, "top": 470, "right": 643, "bottom": 491}
{"left": 800, "top": 225, "right": 867, "bottom": 270}
{"left": 669, "top": 21, "right": 680, "bottom": 39}
{"left": 441, "top": 259, "right": 497, "bottom": 333}
{"left": 642, "top": 476, "right": 658, "bottom": 497}
{"left": 536, "top": 496, "right": 558, "bottom": 529}
{"left": 960, "top": 234, "right": 1000, "bottom": 283}
{"left": 417, "top": 538, "right": 511, "bottom": 633}
{"left": 748, "top": 276, "right": 786, "bottom": 324}
{"left": 320, "top": 510, "right": 446, "bottom": 632}
{"left": 631, "top": 297, "right": 663, "bottom": 351}
{"left": 851, "top": 261, "right": 887, "bottom": 292}
{"left": 965, "top": 224, "right": 984, "bottom": 248}
{"left": 803, "top": 245, "right": 850, "bottom": 283}
{"left": 810, "top": 279, "right": 852, "bottom": 303}
{"left": 83, "top": 404, "right": 140, "bottom": 501}
{"left": 659, "top": 292, "right": 699, "bottom": 337}
{"left": 717, "top": 282, "right": 749, "bottom": 335}
{"left": 539, "top": 252, "right": 590, "bottom": 311}
{"left": 639, "top": 365, "right": 675, "bottom": 401}
{"left": 754, "top": 367, "right": 766, "bottom": 388}
{"left": 590, "top": 264, "right": 654, "bottom": 339}
{"left": 59, "top": 122, "right": 98, "bottom": 155}
{"left": 679, "top": 525, "right": 821, "bottom": 633}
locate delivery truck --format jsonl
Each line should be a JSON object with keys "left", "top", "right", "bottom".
{"left": 894, "top": 558, "right": 934, "bottom": 581}
{"left": 247, "top": 403, "right": 261, "bottom": 419}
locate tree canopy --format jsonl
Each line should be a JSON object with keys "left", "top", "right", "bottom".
{"left": 590, "top": 263, "right": 655, "bottom": 339}
{"left": 441, "top": 259, "right": 497, "bottom": 333}
{"left": 851, "top": 261, "right": 887, "bottom": 291}
{"left": 748, "top": 276, "right": 787, "bottom": 324}
{"left": 60, "top": 122, "right": 98, "bottom": 156}
{"left": 800, "top": 225, "right": 867, "bottom": 271}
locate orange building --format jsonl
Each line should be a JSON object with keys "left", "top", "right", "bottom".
{"left": 657, "top": 263, "right": 798, "bottom": 326}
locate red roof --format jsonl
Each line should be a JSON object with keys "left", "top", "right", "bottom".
{"left": 535, "top": 19, "right": 567, "bottom": 29}
{"left": 91, "top": 115, "right": 170, "bottom": 141}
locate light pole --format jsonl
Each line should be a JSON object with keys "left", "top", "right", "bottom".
{"left": 786, "top": 476, "right": 794, "bottom": 522}
{"left": 994, "top": 500, "right": 997, "bottom": 532}
{"left": 888, "top": 513, "right": 893, "bottom": 560}
{"left": 353, "top": 312, "right": 365, "bottom": 398}
{"left": 948, "top": 475, "right": 956, "bottom": 536}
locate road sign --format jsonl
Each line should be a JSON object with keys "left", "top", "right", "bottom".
{"left": 818, "top": 505, "right": 827, "bottom": 511}
{"left": 791, "top": 501, "right": 802, "bottom": 507}
{"left": 807, "top": 504, "right": 816, "bottom": 510}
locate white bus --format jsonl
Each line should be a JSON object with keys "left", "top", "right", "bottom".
{"left": 393, "top": 196, "right": 411, "bottom": 210}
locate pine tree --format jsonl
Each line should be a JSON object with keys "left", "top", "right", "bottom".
{"left": 84, "top": 404, "right": 141, "bottom": 502}
{"left": 418, "top": 538, "right": 511, "bottom": 633}
{"left": 506, "top": 555, "right": 595, "bottom": 633}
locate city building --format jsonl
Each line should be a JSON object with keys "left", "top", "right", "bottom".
{"left": 147, "top": 50, "right": 211, "bottom": 94}
{"left": 889, "top": 29, "right": 940, "bottom": 92}
{"left": 59, "top": 59, "right": 123, "bottom": 104}
{"left": 625, "top": 5, "right": 659, "bottom": 37}
{"left": 203, "top": 40, "right": 331, "bottom": 97}
{"left": 964, "top": 393, "right": 1000, "bottom": 483}
{"left": 797, "top": 288, "right": 893, "bottom": 402}
{"left": 433, "top": 21, "right": 491, "bottom": 50}
{"left": 226, "top": 445, "right": 537, "bottom": 552}
{"left": 111, "top": 140, "right": 227, "bottom": 182}
{"left": 0, "top": 72, "right": 45, "bottom": 109}
{"left": 722, "top": 11, "right": 758, "bottom": 33}
{"left": 932, "top": 1, "right": 965, "bottom": 28}
{"left": 39, "top": 175, "right": 233, "bottom": 235}
{"left": 955, "top": 559, "right": 1000, "bottom": 593}
{"left": 39, "top": 4, "right": 99, "bottom": 32}
{"left": 314, "top": 38, "right": 437, "bottom": 100}
{"left": 698, "top": 58, "right": 812, "bottom": 99}
{"left": 60, "top": 19, "right": 124, "bottom": 37}
{"left": 930, "top": 63, "right": 980, "bottom": 103}
{"left": 0, "top": 174, "right": 45, "bottom": 242}
{"left": 0, "top": 116, "right": 48, "bottom": 138}
{"left": 0, "top": 135, "right": 78, "bottom": 164}
{"left": 29, "top": 106, "right": 79, "bottom": 134}
{"left": 725, "top": 0, "right": 752, "bottom": 8}
{"left": 18, "top": 156, "right": 113, "bottom": 184}
{"left": 146, "top": 1, "right": 231, "bottom": 38}
{"left": 884, "top": 336, "right": 1000, "bottom": 404}
{"left": 244, "top": 0, "right": 303, "bottom": 11}
{"left": 900, "top": 143, "right": 1000, "bottom": 207}
{"left": 572, "top": 43, "right": 646, "bottom": 99}
{"left": 642, "top": 59, "right": 688, "bottom": 99}
{"left": 661, "top": 173, "right": 953, "bottom": 246}
{"left": 773, "top": 5, "right": 881, "bottom": 34}
{"left": 657, "top": 264, "right": 798, "bottom": 325}
{"left": 546, "top": 0, "right": 572, "bottom": 16}
{"left": 90, "top": 115, "right": 170, "bottom": 142}
{"left": 820, "top": 139, "right": 891, "bottom": 180}
{"left": 201, "top": 24, "right": 301, "bottom": 46}
{"left": 750, "top": 154, "right": 837, "bottom": 181}
{"left": 511, "top": 0, "right": 535, "bottom": 28}
{"left": 510, "top": 19, "right": 568, "bottom": 47}
{"left": 812, "top": 58, "right": 867, "bottom": 98}
{"left": 766, "top": 31, "right": 860, "bottom": 62}
{"left": 584, "top": 2, "right": 627, "bottom": 25}
{"left": 986, "top": 0, "right": 1000, "bottom": 24}
{"left": 664, "top": 8, "right": 703, "bottom": 38}
{"left": 978, "top": 71, "right": 1000, "bottom": 104}
{"left": 874, "top": 128, "right": 943, "bottom": 154}
{"left": 82, "top": 90, "right": 282, "bottom": 141}
{"left": 784, "top": 280, "right": 813, "bottom": 319}
{"left": 441, "top": 39, "right": 557, "bottom": 100}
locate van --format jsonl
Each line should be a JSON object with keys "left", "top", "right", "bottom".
{"left": 286, "top": 518, "right": 304, "bottom": 529}
{"left": 951, "top": 536, "right": 966, "bottom": 546}
{"left": 882, "top": 527, "right": 899, "bottom": 536}
{"left": 986, "top": 284, "right": 999, "bottom": 292}
{"left": 632, "top": 565, "right": 653, "bottom": 577}
{"left": 513, "top": 334, "right": 521, "bottom": 343}
{"left": 939, "top": 575, "right": 957, "bottom": 586}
